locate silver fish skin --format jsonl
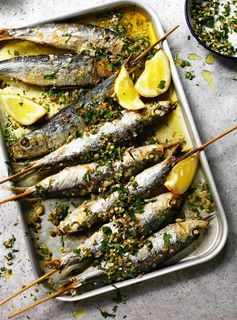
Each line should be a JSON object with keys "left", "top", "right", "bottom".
{"left": 57, "top": 145, "right": 181, "bottom": 234}
{"left": 22, "top": 143, "right": 169, "bottom": 198}
{"left": 69, "top": 219, "right": 208, "bottom": 289}
{"left": 30, "top": 101, "right": 174, "bottom": 173}
{"left": 0, "top": 24, "right": 124, "bottom": 55}
{"left": 57, "top": 192, "right": 182, "bottom": 277}
{"left": 11, "top": 74, "right": 117, "bottom": 160}
{"left": 0, "top": 54, "right": 111, "bottom": 87}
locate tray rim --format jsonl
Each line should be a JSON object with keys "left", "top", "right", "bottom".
{"left": 0, "top": 0, "right": 228, "bottom": 302}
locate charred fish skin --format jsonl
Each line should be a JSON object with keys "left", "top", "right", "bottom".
{"left": 0, "top": 54, "right": 112, "bottom": 87}
{"left": 11, "top": 74, "right": 117, "bottom": 160}
{"left": 58, "top": 192, "right": 182, "bottom": 276}
{"left": 70, "top": 220, "right": 208, "bottom": 289}
{"left": 27, "top": 144, "right": 167, "bottom": 198}
{"left": 0, "top": 24, "right": 124, "bottom": 55}
{"left": 34, "top": 101, "right": 175, "bottom": 172}
{"left": 57, "top": 145, "right": 181, "bottom": 235}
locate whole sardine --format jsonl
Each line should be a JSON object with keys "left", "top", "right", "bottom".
{"left": 57, "top": 145, "right": 181, "bottom": 234}
{"left": 16, "top": 143, "right": 176, "bottom": 198}
{"left": 19, "top": 101, "right": 175, "bottom": 175}
{"left": 54, "top": 192, "right": 182, "bottom": 278}
{"left": 11, "top": 74, "right": 117, "bottom": 160}
{"left": 64, "top": 220, "right": 208, "bottom": 290}
{"left": 0, "top": 24, "right": 124, "bottom": 55}
{"left": 0, "top": 54, "right": 112, "bottom": 87}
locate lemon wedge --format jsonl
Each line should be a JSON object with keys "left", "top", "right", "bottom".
{"left": 164, "top": 153, "right": 199, "bottom": 195}
{"left": 114, "top": 65, "right": 145, "bottom": 111}
{"left": 0, "top": 93, "right": 46, "bottom": 126}
{"left": 135, "top": 49, "right": 171, "bottom": 98}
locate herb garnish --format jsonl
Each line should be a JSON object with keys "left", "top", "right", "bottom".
{"left": 163, "top": 233, "right": 172, "bottom": 248}
{"left": 191, "top": 0, "right": 237, "bottom": 56}
{"left": 43, "top": 73, "right": 56, "bottom": 80}
{"left": 100, "top": 308, "right": 116, "bottom": 319}
{"left": 185, "top": 70, "right": 195, "bottom": 80}
{"left": 14, "top": 50, "right": 20, "bottom": 56}
{"left": 158, "top": 80, "right": 166, "bottom": 89}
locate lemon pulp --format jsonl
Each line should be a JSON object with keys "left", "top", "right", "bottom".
{"left": 135, "top": 49, "right": 171, "bottom": 98}
{"left": 0, "top": 93, "right": 46, "bottom": 126}
{"left": 164, "top": 153, "right": 199, "bottom": 195}
{"left": 114, "top": 65, "right": 145, "bottom": 111}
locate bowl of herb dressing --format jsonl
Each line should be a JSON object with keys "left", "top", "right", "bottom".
{"left": 185, "top": 0, "right": 237, "bottom": 59}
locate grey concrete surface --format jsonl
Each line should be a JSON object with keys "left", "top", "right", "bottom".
{"left": 0, "top": 1, "right": 237, "bottom": 319}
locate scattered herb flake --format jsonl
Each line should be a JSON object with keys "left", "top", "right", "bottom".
{"left": 163, "top": 233, "right": 172, "bottom": 248}
{"left": 185, "top": 70, "right": 195, "bottom": 80}
{"left": 100, "top": 309, "right": 116, "bottom": 319}
{"left": 158, "top": 80, "right": 166, "bottom": 89}
{"left": 43, "top": 73, "right": 56, "bottom": 80}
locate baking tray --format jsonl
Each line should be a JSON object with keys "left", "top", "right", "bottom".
{"left": 0, "top": 0, "right": 228, "bottom": 302}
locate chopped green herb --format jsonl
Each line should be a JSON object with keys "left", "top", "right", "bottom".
{"left": 158, "top": 80, "right": 166, "bottom": 89}
{"left": 100, "top": 308, "right": 116, "bottom": 319}
{"left": 112, "top": 285, "right": 126, "bottom": 304}
{"left": 60, "top": 236, "right": 65, "bottom": 248}
{"left": 163, "top": 233, "right": 172, "bottom": 248}
{"left": 43, "top": 73, "right": 56, "bottom": 80}
{"left": 14, "top": 50, "right": 20, "bottom": 56}
{"left": 185, "top": 70, "right": 195, "bottom": 80}
{"left": 174, "top": 52, "right": 191, "bottom": 68}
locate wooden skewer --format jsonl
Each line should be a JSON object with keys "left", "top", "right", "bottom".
{"left": 0, "top": 163, "right": 42, "bottom": 185}
{"left": 0, "top": 269, "right": 58, "bottom": 307}
{"left": 8, "top": 279, "right": 81, "bottom": 319}
{"left": 0, "top": 190, "right": 34, "bottom": 205}
{"left": 179, "top": 123, "right": 237, "bottom": 162}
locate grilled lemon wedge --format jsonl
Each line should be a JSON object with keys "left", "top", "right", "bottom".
{"left": 0, "top": 93, "right": 46, "bottom": 126}
{"left": 135, "top": 49, "right": 171, "bottom": 98}
{"left": 114, "top": 65, "right": 145, "bottom": 110}
{"left": 164, "top": 153, "right": 199, "bottom": 195}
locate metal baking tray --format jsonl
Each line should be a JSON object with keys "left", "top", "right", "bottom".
{"left": 0, "top": 0, "right": 228, "bottom": 302}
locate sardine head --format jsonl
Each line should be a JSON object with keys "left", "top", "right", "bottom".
{"left": 11, "top": 133, "right": 49, "bottom": 160}
{"left": 183, "top": 219, "right": 209, "bottom": 239}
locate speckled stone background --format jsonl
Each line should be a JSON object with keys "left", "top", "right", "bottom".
{"left": 0, "top": 1, "right": 237, "bottom": 319}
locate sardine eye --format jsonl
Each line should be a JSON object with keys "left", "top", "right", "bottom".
{"left": 21, "top": 138, "right": 30, "bottom": 147}
{"left": 147, "top": 152, "right": 155, "bottom": 160}
{"left": 153, "top": 107, "right": 161, "bottom": 115}
{"left": 192, "top": 228, "right": 200, "bottom": 236}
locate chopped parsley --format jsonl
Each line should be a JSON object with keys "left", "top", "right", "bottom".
{"left": 14, "top": 50, "right": 20, "bottom": 56}
{"left": 185, "top": 70, "right": 195, "bottom": 80}
{"left": 48, "top": 206, "right": 69, "bottom": 226}
{"left": 158, "top": 80, "right": 166, "bottom": 89}
{"left": 112, "top": 285, "right": 127, "bottom": 304}
{"left": 100, "top": 308, "right": 116, "bottom": 319}
{"left": 174, "top": 52, "right": 191, "bottom": 68}
{"left": 163, "top": 233, "right": 172, "bottom": 248}
{"left": 43, "top": 73, "right": 56, "bottom": 80}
